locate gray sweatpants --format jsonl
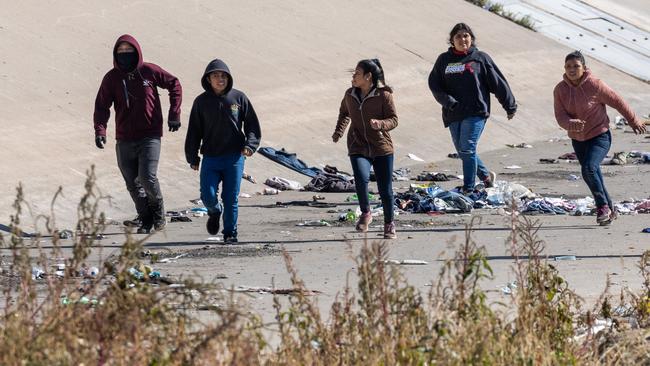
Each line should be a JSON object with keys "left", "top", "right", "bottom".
{"left": 115, "top": 137, "right": 164, "bottom": 226}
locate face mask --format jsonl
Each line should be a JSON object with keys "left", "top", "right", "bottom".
{"left": 116, "top": 52, "right": 138, "bottom": 72}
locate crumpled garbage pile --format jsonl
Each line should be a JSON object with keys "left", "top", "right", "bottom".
{"left": 394, "top": 180, "right": 650, "bottom": 217}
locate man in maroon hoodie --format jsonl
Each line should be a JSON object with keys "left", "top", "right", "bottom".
{"left": 93, "top": 34, "right": 182, "bottom": 233}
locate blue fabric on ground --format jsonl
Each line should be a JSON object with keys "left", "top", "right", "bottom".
{"left": 258, "top": 147, "right": 323, "bottom": 178}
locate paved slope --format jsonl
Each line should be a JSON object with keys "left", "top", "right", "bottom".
{"left": 1, "top": 0, "right": 648, "bottom": 228}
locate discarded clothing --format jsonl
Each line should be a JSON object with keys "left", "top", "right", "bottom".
{"left": 558, "top": 152, "right": 577, "bottom": 160}
{"left": 521, "top": 198, "right": 568, "bottom": 215}
{"left": 264, "top": 176, "right": 303, "bottom": 191}
{"left": 258, "top": 147, "right": 323, "bottom": 177}
{"left": 305, "top": 173, "right": 356, "bottom": 192}
{"left": 415, "top": 171, "right": 456, "bottom": 181}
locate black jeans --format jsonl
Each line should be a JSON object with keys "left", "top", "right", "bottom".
{"left": 350, "top": 154, "right": 394, "bottom": 223}
{"left": 116, "top": 137, "right": 164, "bottom": 225}
{"left": 572, "top": 131, "right": 612, "bottom": 208}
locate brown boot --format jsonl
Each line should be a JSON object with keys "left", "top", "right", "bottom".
{"left": 383, "top": 222, "right": 396, "bottom": 239}
{"left": 355, "top": 212, "right": 372, "bottom": 232}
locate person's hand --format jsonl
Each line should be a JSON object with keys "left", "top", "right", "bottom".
{"left": 190, "top": 164, "right": 199, "bottom": 171}
{"left": 369, "top": 119, "right": 382, "bottom": 130}
{"left": 630, "top": 121, "right": 647, "bottom": 134}
{"left": 95, "top": 135, "right": 106, "bottom": 149}
{"left": 507, "top": 112, "right": 515, "bottom": 120}
{"left": 242, "top": 147, "right": 254, "bottom": 157}
{"left": 332, "top": 133, "right": 341, "bottom": 143}
{"left": 168, "top": 120, "right": 181, "bottom": 132}
{"left": 568, "top": 119, "right": 585, "bottom": 132}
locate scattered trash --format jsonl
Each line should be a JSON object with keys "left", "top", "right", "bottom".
{"left": 568, "top": 174, "right": 580, "bottom": 181}
{"left": 233, "top": 286, "right": 322, "bottom": 295}
{"left": 205, "top": 237, "right": 222, "bottom": 242}
{"left": 610, "top": 152, "right": 628, "bottom": 165}
{"left": 385, "top": 259, "right": 428, "bottom": 265}
{"left": 242, "top": 173, "right": 257, "bottom": 183}
{"left": 239, "top": 192, "right": 252, "bottom": 198}
{"left": 189, "top": 198, "right": 202, "bottom": 205}
{"left": 31, "top": 267, "right": 45, "bottom": 280}
{"left": 504, "top": 165, "right": 522, "bottom": 169}
{"left": 539, "top": 158, "right": 558, "bottom": 164}
{"left": 61, "top": 296, "right": 99, "bottom": 306}
{"left": 339, "top": 209, "right": 358, "bottom": 222}
{"left": 57, "top": 229, "right": 74, "bottom": 239}
{"left": 500, "top": 281, "right": 518, "bottom": 295}
{"left": 312, "top": 194, "right": 325, "bottom": 201}
{"left": 554, "top": 255, "right": 577, "bottom": 261}
{"left": 346, "top": 193, "right": 378, "bottom": 202}
{"left": 127, "top": 266, "right": 161, "bottom": 281}
{"left": 170, "top": 216, "right": 192, "bottom": 222}
{"left": 157, "top": 253, "right": 188, "bottom": 263}
{"left": 407, "top": 153, "right": 425, "bottom": 162}
{"left": 506, "top": 143, "right": 533, "bottom": 148}
{"left": 263, "top": 187, "right": 279, "bottom": 195}
{"left": 265, "top": 176, "right": 303, "bottom": 191}
{"left": 297, "top": 220, "right": 331, "bottom": 227}
{"left": 447, "top": 152, "right": 459, "bottom": 159}
{"left": 191, "top": 207, "right": 208, "bottom": 213}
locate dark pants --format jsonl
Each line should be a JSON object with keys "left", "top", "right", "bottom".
{"left": 572, "top": 131, "right": 612, "bottom": 208}
{"left": 116, "top": 137, "right": 164, "bottom": 226}
{"left": 200, "top": 153, "right": 245, "bottom": 237}
{"left": 350, "top": 154, "right": 394, "bottom": 223}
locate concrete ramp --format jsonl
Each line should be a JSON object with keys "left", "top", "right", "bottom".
{"left": 1, "top": 0, "right": 649, "bottom": 228}
{"left": 501, "top": 0, "right": 650, "bottom": 81}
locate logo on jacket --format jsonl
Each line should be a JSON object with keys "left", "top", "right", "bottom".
{"left": 230, "top": 104, "right": 240, "bottom": 119}
{"left": 445, "top": 62, "right": 474, "bottom": 74}
{"left": 142, "top": 79, "right": 153, "bottom": 87}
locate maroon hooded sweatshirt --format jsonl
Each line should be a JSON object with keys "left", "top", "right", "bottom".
{"left": 93, "top": 34, "right": 182, "bottom": 141}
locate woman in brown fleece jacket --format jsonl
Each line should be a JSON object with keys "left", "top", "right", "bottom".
{"left": 553, "top": 51, "right": 646, "bottom": 225}
{"left": 332, "top": 59, "right": 398, "bottom": 239}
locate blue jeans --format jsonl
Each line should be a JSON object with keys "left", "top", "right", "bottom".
{"left": 448, "top": 116, "right": 489, "bottom": 190}
{"left": 350, "top": 154, "right": 394, "bottom": 223}
{"left": 572, "top": 131, "right": 612, "bottom": 208}
{"left": 200, "top": 153, "right": 245, "bottom": 236}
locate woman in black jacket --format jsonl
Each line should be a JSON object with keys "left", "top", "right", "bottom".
{"left": 428, "top": 23, "right": 517, "bottom": 194}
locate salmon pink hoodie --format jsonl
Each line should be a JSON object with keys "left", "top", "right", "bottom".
{"left": 553, "top": 70, "right": 639, "bottom": 141}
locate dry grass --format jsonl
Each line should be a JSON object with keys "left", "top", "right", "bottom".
{"left": 1, "top": 167, "right": 648, "bottom": 364}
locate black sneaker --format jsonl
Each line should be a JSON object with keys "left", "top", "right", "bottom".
{"left": 153, "top": 219, "right": 166, "bottom": 231}
{"left": 137, "top": 224, "right": 152, "bottom": 234}
{"left": 123, "top": 215, "right": 142, "bottom": 228}
{"left": 206, "top": 212, "right": 221, "bottom": 235}
{"left": 224, "top": 235, "right": 238, "bottom": 244}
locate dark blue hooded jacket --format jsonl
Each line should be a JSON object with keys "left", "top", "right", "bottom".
{"left": 428, "top": 46, "right": 516, "bottom": 127}
{"left": 185, "top": 59, "right": 262, "bottom": 165}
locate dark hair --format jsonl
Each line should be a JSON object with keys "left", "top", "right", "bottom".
{"left": 565, "top": 50, "right": 586, "bottom": 66}
{"left": 356, "top": 59, "right": 390, "bottom": 90}
{"left": 449, "top": 22, "right": 476, "bottom": 46}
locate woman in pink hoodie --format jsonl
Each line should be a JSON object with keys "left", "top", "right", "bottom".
{"left": 553, "top": 51, "right": 646, "bottom": 225}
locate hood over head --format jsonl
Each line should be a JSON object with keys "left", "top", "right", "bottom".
{"left": 113, "top": 34, "right": 144, "bottom": 72}
{"left": 201, "top": 59, "right": 233, "bottom": 94}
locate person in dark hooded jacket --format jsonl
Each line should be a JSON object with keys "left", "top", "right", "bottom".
{"left": 428, "top": 23, "right": 516, "bottom": 195}
{"left": 93, "top": 34, "right": 183, "bottom": 233}
{"left": 185, "top": 59, "right": 261, "bottom": 243}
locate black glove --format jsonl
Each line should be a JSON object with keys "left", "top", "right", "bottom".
{"left": 95, "top": 135, "right": 106, "bottom": 149}
{"left": 168, "top": 120, "right": 181, "bottom": 132}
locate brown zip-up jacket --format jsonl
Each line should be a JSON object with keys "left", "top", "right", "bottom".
{"left": 333, "top": 87, "right": 398, "bottom": 157}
